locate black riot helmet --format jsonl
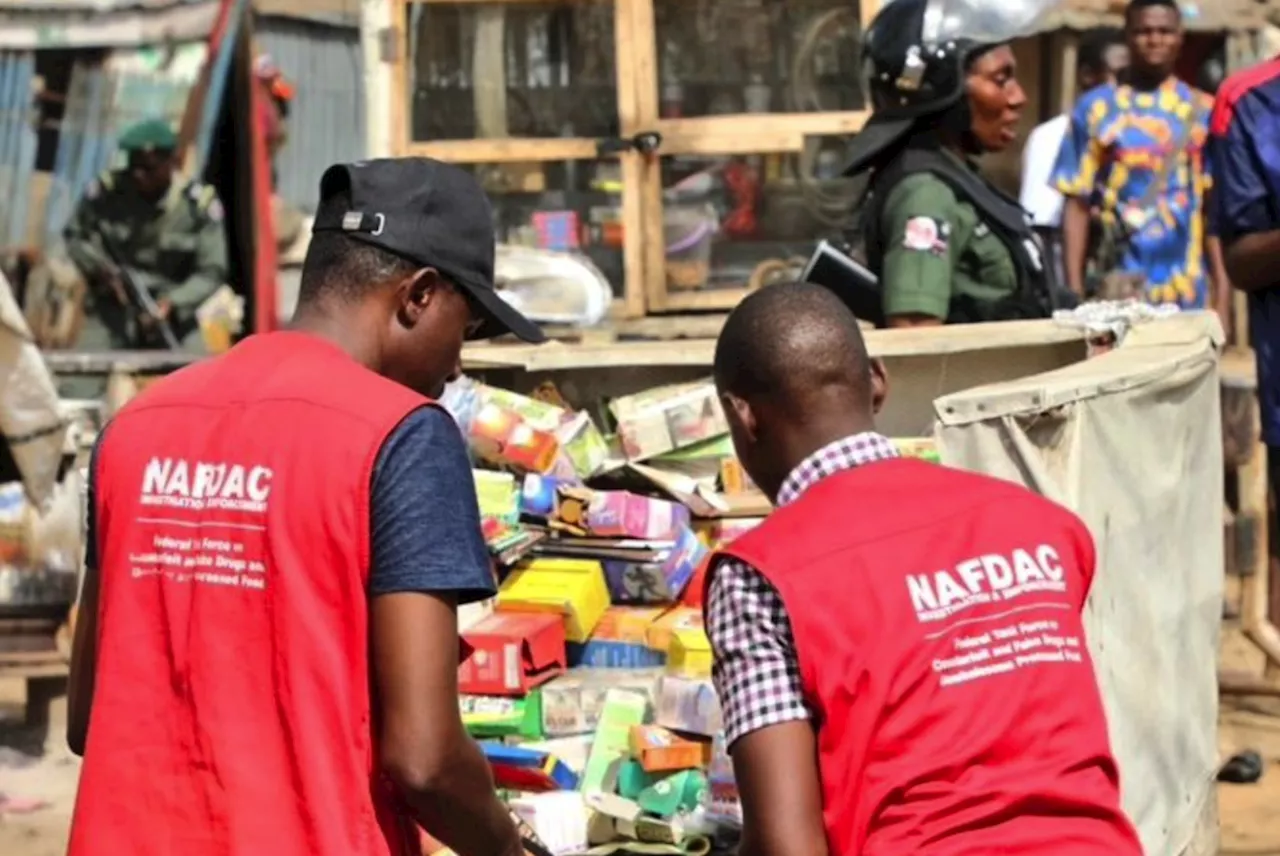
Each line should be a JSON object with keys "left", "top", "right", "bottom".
{"left": 844, "top": 0, "right": 1055, "bottom": 176}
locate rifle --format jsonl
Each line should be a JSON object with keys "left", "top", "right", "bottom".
{"left": 90, "top": 222, "right": 181, "bottom": 349}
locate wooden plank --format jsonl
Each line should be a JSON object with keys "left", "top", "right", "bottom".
{"left": 461, "top": 319, "right": 1089, "bottom": 371}
{"left": 391, "top": 0, "right": 409, "bottom": 155}
{"left": 654, "top": 111, "right": 872, "bottom": 155}
{"left": 539, "top": 313, "right": 728, "bottom": 341}
{"left": 628, "top": 0, "right": 666, "bottom": 315}
{"left": 410, "top": 0, "right": 601, "bottom": 4}
{"left": 404, "top": 137, "right": 602, "bottom": 162}
{"left": 659, "top": 288, "right": 750, "bottom": 313}
{"left": 614, "top": 0, "right": 646, "bottom": 318}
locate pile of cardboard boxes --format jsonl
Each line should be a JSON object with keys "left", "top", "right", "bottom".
{"left": 424, "top": 374, "right": 938, "bottom": 855}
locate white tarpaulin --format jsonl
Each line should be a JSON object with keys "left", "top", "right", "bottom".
{"left": 934, "top": 313, "right": 1224, "bottom": 856}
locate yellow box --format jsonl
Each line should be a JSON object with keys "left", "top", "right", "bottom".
{"left": 646, "top": 607, "right": 702, "bottom": 653}
{"left": 667, "top": 626, "right": 713, "bottom": 678}
{"left": 497, "top": 558, "right": 610, "bottom": 643}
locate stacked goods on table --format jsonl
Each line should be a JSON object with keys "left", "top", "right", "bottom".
{"left": 424, "top": 376, "right": 941, "bottom": 855}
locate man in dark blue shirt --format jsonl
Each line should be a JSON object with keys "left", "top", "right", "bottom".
{"left": 74, "top": 158, "right": 547, "bottom": 856}
{"left": 1210, "top": 56, "right": 1280, "bottom": 497}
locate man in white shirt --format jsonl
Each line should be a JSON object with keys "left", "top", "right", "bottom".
{"left": 1020, "top": 29, "right": 1128, "bottom": 278}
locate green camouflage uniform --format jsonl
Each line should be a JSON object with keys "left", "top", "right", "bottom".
{"left": 64, "top": 168, "right": 228, "bottom": 353}
{"left": 879, "top": 169, "right": 1019, "bottom": 322}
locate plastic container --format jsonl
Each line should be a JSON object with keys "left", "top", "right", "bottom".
{"left": 664, "top": 203, "right": 718, "bottom": 291}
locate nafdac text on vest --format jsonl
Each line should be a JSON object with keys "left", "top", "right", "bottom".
{"left": 140, "top": 456, "right": 274, "bottom": 513}
{"left": 907, "top": 544, "right": 1069, "bottom": 622}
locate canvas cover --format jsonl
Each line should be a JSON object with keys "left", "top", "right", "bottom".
{"left": 0, "top": 270, "right": 69, "bottom": 509}
{"left": 934, "top": 313, "right": 1225, "bottom": 856}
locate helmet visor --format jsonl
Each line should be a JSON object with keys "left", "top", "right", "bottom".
{"left": 920, "top": 0, "right": 1057, "bottom": 46}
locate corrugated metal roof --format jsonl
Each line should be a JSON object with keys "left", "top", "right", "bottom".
{"left": 1040, "top": 0, "right": 1265, "bottom": 31}
{"left": 0, "top": 0, "right": 219, "bottom": 49}
{"left": 0, "top": 0, "right": 205, "bottom": 10}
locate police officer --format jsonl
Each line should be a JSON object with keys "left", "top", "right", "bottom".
{"left": 62, "top": 117, "right": 228, "bottom": 353}
{"left": 848, "top": 0, "right": 1071, "bottom": 327}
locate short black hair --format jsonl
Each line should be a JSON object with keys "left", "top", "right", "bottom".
{"left": 713, "top": 281, "right": 873, "bottom": 409}
{"left": 1125, "top": 0, "right": 1180, "bottom": 27}
{"left": 298, "top": 188, "right": 419, "bottom": 306}
{"left": 1078, "top": 28, "right": 1124, "bottom": 75}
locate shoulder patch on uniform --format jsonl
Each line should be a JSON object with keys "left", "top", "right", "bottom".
{"left": 902, "top": 216, "right": 950, "bottom": 255}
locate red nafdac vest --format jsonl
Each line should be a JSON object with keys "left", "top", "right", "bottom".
{"left": 715, "top": 458, "right": 1141, "bottom": 855}
{"left": 69, "top": 332, "right": 428, "bottom": 856}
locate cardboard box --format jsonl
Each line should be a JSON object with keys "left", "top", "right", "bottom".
{"left": 645, "top": 607, "right": 702, "bottom": 653}
{"left": 460, "top": 690, "right": 543, "bottom": 739}
{"left": 497, "top": 558, "right": 610, "bottom": 643}
{"left": 719, "top": 456, "right": 759, "bottom": 495}
{"left": 667, "top": 626, "right": 713, "bottom": 678}
{"left": 521, "top": 473, "right": 574, "bottom": 519}
{"left": 458, "top": 613, "right": 566, "bottom": 696}
{"left": 570, "top": 607, "right": 667, "bottom": 669}
{"left": 581, "top": 689, "right": 650, "bottom": 794}
{"left": 695, "top": 516, "right": 766, "bottom": 550}
{"left": 470, "top": 400, "right": 562, "bottom": 474}
{"left": 480, "top": 384, "right": 608, "bottom": 478}
{"left": 629, "top": 725, "right": 706, "bottom": 773}
{"left": 602, "top": 525, "right": 706, "bottom": 604}
{"left": 509, "top": 791, "right": 590, "bottom": 855}
{"left": 540, "top": 668, "right": 662, "bottom": 737}
{"left": 894, "top": 436, "right": 941, "bottom": 463}
{"left": 473, "top": 470, "right": 520, "bottom": 524}
{"left": 482, "top": 741, "right": 578, "bottom": 791}
{"left": 555, "top": 487, "right": 689, "bottom": 541}
{"left": 610, "top": 380, "right": 730, "bottom": 462}
{"left": 656, "top": 675, "right": 722, "bottom": 737}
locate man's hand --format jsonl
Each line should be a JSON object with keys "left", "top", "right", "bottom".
{"left": 137, "top": 299, "right": 172, "bottom": 332}
{"left": 101, "top": 271, "right": 129, "bottom": 307}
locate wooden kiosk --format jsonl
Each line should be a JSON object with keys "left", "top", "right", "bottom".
{"left": 388, "top": 0, "right": 881, "bottom": 318}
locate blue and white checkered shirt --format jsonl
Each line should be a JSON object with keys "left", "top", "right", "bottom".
{"left": 705, "top": 432, "right": 901, "bottom": 747}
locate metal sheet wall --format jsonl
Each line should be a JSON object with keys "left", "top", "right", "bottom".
{"left": 0, "top": 51, "right": 36, "bottom": 249}
{"left": 256, "top": 16, "right": 366, "bottom": 212}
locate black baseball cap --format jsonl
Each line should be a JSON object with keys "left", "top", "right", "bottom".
{"left": 311, "top": 158, "right": 546, "bottom": 343}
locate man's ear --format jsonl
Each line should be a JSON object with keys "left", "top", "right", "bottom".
{"left": 396, "top": 267, "right": 437, "bottom": 327}
{"left": 869, "top": 358, "right": 889, "bottom": 415}
{"left": 723, "top": 392, "right": 758, "bottom": 442}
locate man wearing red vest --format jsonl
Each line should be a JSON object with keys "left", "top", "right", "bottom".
{"left": 67, "top": 159, "right": 545, "bottom": 856}
{"left": 705, "top": 282, "right": 1142, "bottom": 855}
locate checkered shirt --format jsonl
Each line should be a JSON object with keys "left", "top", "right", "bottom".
{"left": 705, "top": 432, "right": 901, "bottom": 747}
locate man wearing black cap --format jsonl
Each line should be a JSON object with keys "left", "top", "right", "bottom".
{"left": 67, "top": 158, "right": 544, "bottom": 856}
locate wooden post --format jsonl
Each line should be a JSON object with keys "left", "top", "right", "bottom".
{"left": 361, "top": 0, "right": 395, "bottom": 158}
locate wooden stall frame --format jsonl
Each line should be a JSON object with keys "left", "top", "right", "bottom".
{"left": 1219, "top": 346, "right": 1280, "bottom": 682}
{"left": 639, "top": 0, "right": 881, "bottom": 313}
{"left": 391, "top": 0, "right": 650, "bottom": 318}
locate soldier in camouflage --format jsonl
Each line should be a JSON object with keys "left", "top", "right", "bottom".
{"left": 60, "top": 117, "right": 228, "bottom": 356}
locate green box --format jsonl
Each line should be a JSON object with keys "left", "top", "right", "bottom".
{"left": 461, "top": 690, "right": 544, "bottom": 740}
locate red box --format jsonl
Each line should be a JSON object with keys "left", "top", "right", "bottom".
{"left": 458, "top": 612, "right": 567, "bottom": 696}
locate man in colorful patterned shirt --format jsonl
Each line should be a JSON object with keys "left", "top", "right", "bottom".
{"left": 1052, "top": 0, "right": 1229, "bottom": 319}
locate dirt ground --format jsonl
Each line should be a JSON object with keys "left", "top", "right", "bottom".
{"left": 4, "top": 629, "right": 1280, "bottom": 856}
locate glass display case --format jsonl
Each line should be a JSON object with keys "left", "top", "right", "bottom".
{"left": 394, "top": 0, "right": 882, "bottom": 316}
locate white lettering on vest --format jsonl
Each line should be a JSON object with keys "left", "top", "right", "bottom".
{"left": 906, "top": 542, "right": 1072, "bottom": 624}
{"left": 138, "top": 457, "right": 275, "bottom": 513}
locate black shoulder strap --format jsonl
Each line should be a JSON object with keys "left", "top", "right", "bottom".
{"left": 861, "top": 147, "right": 1068, "bottom": 322}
